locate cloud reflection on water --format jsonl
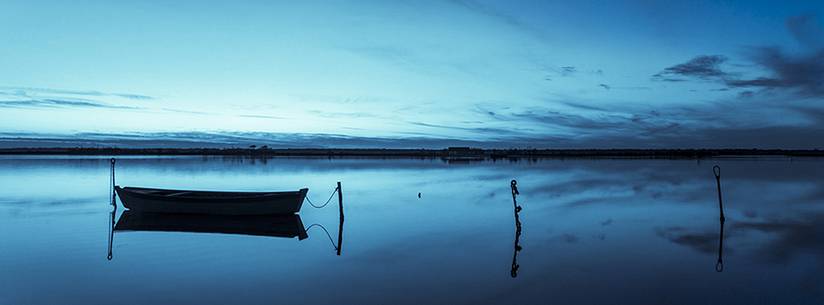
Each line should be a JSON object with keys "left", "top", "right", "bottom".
{"left": 0, "top": 156, "right": 823, "bottom": 304}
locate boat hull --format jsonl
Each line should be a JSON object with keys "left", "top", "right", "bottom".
{"left": 115, "top": 186, "right": 307, "bottom": 215}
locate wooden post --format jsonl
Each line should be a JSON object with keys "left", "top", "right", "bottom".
{"left": 110, "top": 158, "right": 117, "bottom": 207}
{"left": 337, "top": 182, "right": 344, "bottom": 221}
{"left": 336, "top": 181, "right": 344, "bottom": 256}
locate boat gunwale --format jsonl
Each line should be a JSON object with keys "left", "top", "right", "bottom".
{"left": 116, "top": 186, "right": 308, "bottom": 201}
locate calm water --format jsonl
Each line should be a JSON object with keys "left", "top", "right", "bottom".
{"left": 1, "top": 155, "right": 823, "bottom": 305}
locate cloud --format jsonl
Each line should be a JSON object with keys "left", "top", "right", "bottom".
{"left": 3, "top": 97, "right": 824, "bottom": 148}
{"left": 655, "top": 50, "right": 824, "bottom": 98}
{"left": 539, "top": 65, "right": 578, "bottom": 80}
{"left": 653, "top": 15, "right": 824, "bottom": 98}
{"left": 448, "top": 0, "right": 550, "bottom": 43}
{"left": 161, "top": 108, "right": 211, "bottom": 115}
{"left": 493, "top": 108, "right": 681, "bottom": 138}
{"left": 237, "top": 114, "right": 286, "bottom": 120}
{"left": 561, "top": 101, "right": 608, "bottom": 112}
{"left": 0, "top": 131, "right": 505, "bottom": 149}
{"left": 733, "top": 214, "right": 824, "bottom": 264}
{"left": 471, "top": 97, "right": 824, "bottom": 148}
{"left": 307, "top": 110, "right": 384, "bottom": 119}
{"left": 726, "top": 46, "right": 824, "bottom": 97}
{"left": 656, "top": 226, "right": 721, "bottom": 255}
{"left": 0, "top": 85, "right": 152, "bottom": 111}
{"left": 653, "top": 55, "right": 729, "bottom": 81}
{"left": 787, "top": 14, "right": 824, "bottom": 49}
{"left": 559, "top": 66, "right": 576, "bottom": 76}
{"left": 408, "top": 121, "right": 529, "bottom": 137}
{"left": 0, "top": 86, "right": 154, "bottom": 100}
{"left": 115, "top": 93, "right": 154, "bottom": 100}
{"left": 0, "top": 99, "right": 138, "bottom": 109}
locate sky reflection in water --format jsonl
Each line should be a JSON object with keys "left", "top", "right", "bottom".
{"left": 0, "top": 156, "right": 823, "bottom": 305}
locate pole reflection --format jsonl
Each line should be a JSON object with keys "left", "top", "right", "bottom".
{"left": 511, "top": 179, "right": 522, "bottom": 278}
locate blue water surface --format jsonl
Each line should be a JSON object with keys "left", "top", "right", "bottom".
{"left": 0, "top": 156, "right": 822, "bottom": 305}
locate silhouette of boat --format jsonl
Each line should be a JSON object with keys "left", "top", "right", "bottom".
{"left": 114, "top": 210, "right": 309, "bottom": 239}
{"left": 115, "top": 186, "right": 308, "bottom": 215}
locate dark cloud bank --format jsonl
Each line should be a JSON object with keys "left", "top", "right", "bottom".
{"left": 654, "top": 14, "right": 824, "bottom": 98}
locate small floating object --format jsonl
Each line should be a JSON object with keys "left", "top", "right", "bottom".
{"left": 115, "top": 186, "right": 308, "bottom": 215}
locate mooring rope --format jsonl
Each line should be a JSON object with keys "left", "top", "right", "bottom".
{"left": 306, "top": 186, "right": 339, "bottom": 208}
{"left": 305, "top": 223, "right": 338, "bottom": 250}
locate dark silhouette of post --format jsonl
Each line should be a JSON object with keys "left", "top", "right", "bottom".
{"left": 511, "top": 179, "right": 521, "bottom": 212}
{"left": 510, "top": 179, "right": 522, "bottom": 278}
{"left": 713, "top": 165, "right": 725, "bottom": 222}
{"left": 110, "top": 158, "right": 117, "bottom": 207}
{"left": 716, "top": 216, "right": 725, "bottom": 272}
{"left": 107, "top": 205, "right": 116, "bottom": 261}
{"left": 336, "top": 181, "right": 344, "bottom": 256}
{"left": 107, "top": 158, "right": 117, "bottom": 260}
{"left": 712, "top": 165, "right": 726, "bottom": 272}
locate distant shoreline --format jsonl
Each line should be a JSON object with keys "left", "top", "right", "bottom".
{"left": 0, "top": 147, "right": 822, "bottom": 158}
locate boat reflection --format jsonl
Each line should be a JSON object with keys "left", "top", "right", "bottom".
{"left": 114, "top": 210, "right": 309, "bottom": 239}
{"left": 107, "top": 208, "right": 348, "bottom": 260}
{"left": 107, "top": 211, "right": 313, "bottom": 260}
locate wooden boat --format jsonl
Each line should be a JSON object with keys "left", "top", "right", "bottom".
{"left": 114, "top": 186, "right": 308, "bottom": 215}
{"left": 114, "top": 210, "right": 308, "bottom": 239}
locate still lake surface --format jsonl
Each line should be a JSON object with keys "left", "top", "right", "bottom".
{"left": 0, "top": 155, "right": 823, "bottom": 305}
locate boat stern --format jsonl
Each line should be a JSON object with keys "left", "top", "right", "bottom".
{"left": 296, "top": 188, "right": 309, "bottom": 213}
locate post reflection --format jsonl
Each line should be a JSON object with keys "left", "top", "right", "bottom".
{"left": 511, "top": 179, "right": 522, "bottom": 278}
{"left": 336, "top": 210, "right": 344, "bottom": 256}
{"left": 713, "top": 165, "right": 725, "bottom": 272}
{"left": 107, "top": 206, "right": 115, "bottom": 261}
{"left": 716, "top": 216, "right": 725, "bottom": 272}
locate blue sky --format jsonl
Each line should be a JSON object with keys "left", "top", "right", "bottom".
{"left": 1, "top": 0, "right": 823, "bottom": 148}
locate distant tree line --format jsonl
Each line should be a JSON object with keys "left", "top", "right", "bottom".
{"left": 0, "top": 147, "right": 822, "bottom": 158}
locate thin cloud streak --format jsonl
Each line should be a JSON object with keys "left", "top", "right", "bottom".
{"left": 0, "top": 99, "right": 139, "bottom": 110}
{"left": 0, "top": 86, "right": 154, "bottom": 100}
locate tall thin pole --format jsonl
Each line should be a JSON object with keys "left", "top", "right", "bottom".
{"left": 336, "top": 181, "right": 344, "bottom": 256}
{"left": 108, "top": 158, "right": 117, "bottom": 260}
{"left": 337, "top": 181, "right": 344, "bottom": 221}
{"left": 110, "top": 158, "right": 117, "bottom": 207}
